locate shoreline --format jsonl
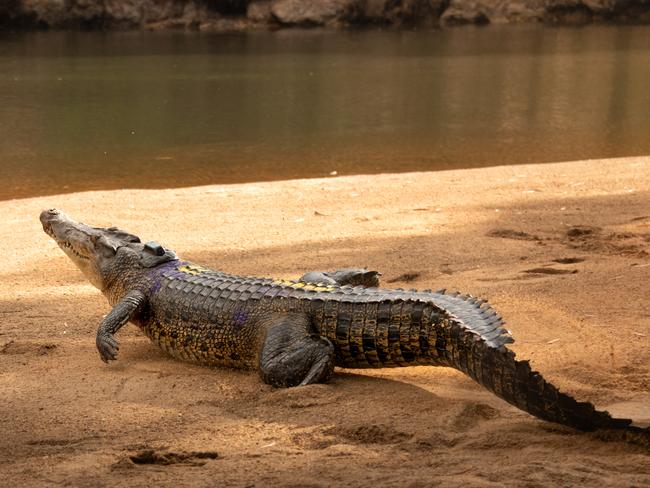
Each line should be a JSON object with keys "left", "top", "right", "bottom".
{"left": 3, "top": 154, "right": 649, "bottom": 204}
{"left": 2, "top": 156, "right": 649, "bottom": 485}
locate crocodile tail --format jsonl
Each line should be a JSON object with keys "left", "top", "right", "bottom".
{"left": 432, "top": 292, "right": 649, "bottom": 439}
{"left": 447, "top": 324, "right": 630, "bottom": 431}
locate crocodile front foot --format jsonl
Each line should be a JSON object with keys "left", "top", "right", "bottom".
{"left": 96, "top": 332, "right": 120, "bottom": 362}
{"left": 95, "top": 290, "right": 145, "bottom": 363}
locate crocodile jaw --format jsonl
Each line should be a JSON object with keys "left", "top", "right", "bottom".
{"left": 41, "top": 209, "right": 108, "bottom": 288}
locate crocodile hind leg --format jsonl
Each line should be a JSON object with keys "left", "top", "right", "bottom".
{"left": 259, "top": 313, "right": 335, "bottom": 388}
{"left": 299, "top": 268, "right": 381, "bottom": 287}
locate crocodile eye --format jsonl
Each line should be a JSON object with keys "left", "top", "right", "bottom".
{"left": 105, "top": 227, "right": 141, "bottom": 243}
{"left": 91, "top": 234, "right": 117, "bottom": 257}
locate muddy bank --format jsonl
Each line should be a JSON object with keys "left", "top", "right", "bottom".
{"left": 1, "top": 157, "right": 649, "bottom": 486}
{"left": 2, "top": 0, "right": 650, "bottom": 31}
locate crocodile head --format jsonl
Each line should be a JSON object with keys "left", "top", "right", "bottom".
{"left": 40, "top": 209, "right": 175, "bottom": 290}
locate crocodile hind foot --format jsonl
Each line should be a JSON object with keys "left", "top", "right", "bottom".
{"left": 259, "top": 313, "right": 335, "bottom": 388}
{"left": 299, "top": 268, "right": 381, "bottom": 287}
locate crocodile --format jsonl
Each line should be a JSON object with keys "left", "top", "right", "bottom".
{"left": 40, "top": 208, "right": 649, "bottom": 440}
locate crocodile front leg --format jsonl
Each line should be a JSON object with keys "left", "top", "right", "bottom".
{"left": 96, "top": 289, "right": 146, "bottom": 363}
{"left": 299, "top": 268, "right": 381, "bottom": 287}
{"left": 259, "top": 313, "right": 335, "bottom": 387}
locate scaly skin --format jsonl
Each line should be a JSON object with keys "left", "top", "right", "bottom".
{"left": 40, "top": 209, "right": 650, "bottom": 443}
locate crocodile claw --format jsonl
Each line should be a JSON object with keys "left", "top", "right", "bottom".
{"left": 96, "top": 333, "right": 119, "bottom": 363}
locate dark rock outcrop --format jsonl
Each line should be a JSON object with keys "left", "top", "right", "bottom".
{"left": 247, "top": 0, "right": 273, "bottom": 22}
{"left": 271, "top": 0, "right": 354, "bottom": 26}
{"left": 357, "top": 0, "right": 448, "bottom": 27}
{"left": 1, "top": 0, "right": 650, "bottom": 30}
{"left": 441, "top": 1, "right": 546, "bottom": 26}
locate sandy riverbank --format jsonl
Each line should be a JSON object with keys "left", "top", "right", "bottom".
{"left": 1, "top": 157, "right": 649, "bottom": 486}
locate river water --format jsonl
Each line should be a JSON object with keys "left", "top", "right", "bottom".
{"left": 1, "top": 25, "right": 649, "bottom": 200}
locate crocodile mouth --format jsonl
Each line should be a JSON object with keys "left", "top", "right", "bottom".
{"left": 41, "top": 210, "right": 90, "bottom": 260}
{"left": 42, "top": 220, "right": 54, "bottom": 238}
{"left": 58, "top": 240, "right": 90, "bottom": 260}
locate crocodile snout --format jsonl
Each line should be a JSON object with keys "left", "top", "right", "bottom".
{"left": 40, "top": 208, "right": 60, "bottom": 222}
{"left": 40, "top": 209, "right": 60, "bottom": 236}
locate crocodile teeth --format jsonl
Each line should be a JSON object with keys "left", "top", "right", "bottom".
{"left": 58, "top": 241, "right": 89, "bottom": 260}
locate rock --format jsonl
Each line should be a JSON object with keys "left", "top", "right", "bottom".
{"left": 180, "top": 1, "right": 207, "bottom": 27}
{"left": 0, "top": 0, "right": 22, "bottom": 21}
{"left": 440, "top": 1, "right": 546, "bottom": 26}
{"left": 0, "top": 1, "right": 27, "bottom": 28}
{"left": 104, "top": 0, "right": 144, "bottom": 27}
{"left": 271, "top": 0, "right": 354, "bottom": 26}
{"left": 582, "top": 0, "right": 618, "bottom": 12}
{"left": 504, "top": 1, "right": 548, "bottom": 23}
{"left": 429, "top": 0, "right": 450, "bottom": 15}
{"left": 140, "top": 0, "right": 240, "bottom": 30}
{"left": 142, "top": 0, "right": 183, "bottom": 24}
{"left": 199, "top": 17, "right": 252, "bottom": 32}
{"left": 22, "top": 0, "right": 67, "bottom": 26}
{"left": 247, "top": 0, "right": 273, "bottom": 22}
{"left": 67, "top": 0, "right": 105, "bottom": 24}
{"left": 142, "top": 0, "right": 201, "bottom": 29}
{"left": 361, "top": 0, "right": 390, "bottom": 20}
{"left": 210, "top": 0, "right": 249, "bottom": 15}
{"left": 440, "top": 1, "right": 490, "bottom": 26}
{"left": 359, "top": 0, "right": 443, "bottom": 26}
{"left": 544, "top": 0, "right": 593, "bottom": 24}
{"left": 544, "top": 0, "right": 582, "bottom": 6}
{"left": 578, "top": 0, "right": 650, "bottom": 22}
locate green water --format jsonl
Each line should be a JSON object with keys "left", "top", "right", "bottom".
{"left": 1, "top": 26, "right": 650, "bottom": 200}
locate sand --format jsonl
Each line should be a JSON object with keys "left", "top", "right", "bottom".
{"left": 1, "top": 157, "right": 649, "bottom": 487}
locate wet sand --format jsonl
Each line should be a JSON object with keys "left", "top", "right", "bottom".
{"left": 1, "top": 156, "right": 649, "bottom": 486}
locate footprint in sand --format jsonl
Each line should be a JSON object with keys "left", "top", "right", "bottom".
{"left": 0, "top": 341, "right": 57, "bottom": 356}
{"left": 630, "top": 216, "right": 650, "bottom": 223}
{"left": 552, "top": 257, "right": 585, "bottom": 264}
{"left": 566, "top": 226, "right": 601, "bottom": 239}
{"left": 127, "top": 449, "right": 219, "bottom": 466}
{"left": 522, "top": 268, "right": 578, "bottom": 275}
{"left": 520, "top": 256, "right": 584, "bottom": 277}
{"left": 387, "top": 272, "right": 421, "bottom": 283}
{"left": 453, "top": 403, "right": 500, "bottom": 431}
{"left": 564, "top": 225, "right": 648, "bottom": 257}
{"left": 486, "top": 229, "right": 542, "bottom": 241}
{"left": 324, "top": 424, "right": 412, "bottom": 445}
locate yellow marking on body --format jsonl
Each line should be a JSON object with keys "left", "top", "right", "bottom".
{"left": 310, "top": 285, "right": 336, "bottom": 292}
{"left": 178, "top": 264, "right": 210, "bottom": 275}
{"left": 271, "top": 279, "right": 336, "bottom": 292}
